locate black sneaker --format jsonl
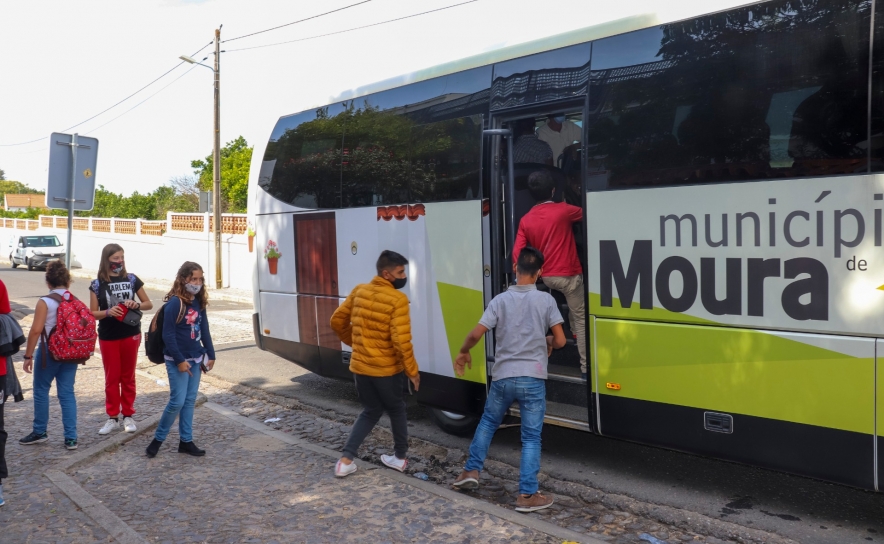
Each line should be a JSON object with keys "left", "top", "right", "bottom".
{"left": 146, "top": 438, "right": 163, "bottom": 458}
{"left": 178, "top": 440, "right": 206, "bottom": 457}
{"left": 19, "top": 431, "right": 48, "bottom": 445}
{"left": 64, "top": 439, "right": 78, "bottom": 450}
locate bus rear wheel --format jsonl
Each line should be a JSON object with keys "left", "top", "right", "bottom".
{"left": 427, "top": 408, "right": 479, "bottom": 436}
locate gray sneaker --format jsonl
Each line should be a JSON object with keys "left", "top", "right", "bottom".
{"left": 19, "top": 431, "right": 48, "bottom": 445}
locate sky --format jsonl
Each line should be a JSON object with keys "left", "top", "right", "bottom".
{"left": 0, "top": 0, "right": 746, "bottom": 197}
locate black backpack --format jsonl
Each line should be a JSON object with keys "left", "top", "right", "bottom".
{"left": 144, "top": 297, "right": 186, "bottom": 364}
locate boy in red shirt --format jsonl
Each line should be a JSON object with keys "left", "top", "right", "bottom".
{"left": 512, "top": 170, "right": 586, "bottom": 379}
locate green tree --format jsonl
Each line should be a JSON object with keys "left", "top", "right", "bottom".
{"left": 0, "top": 180, "right": 41, "bottom": 197}
{"left": 0, "top": 168, "right": 5, "bottom": 181}
{"left": 191, "top": 136, "right": 253, "bottom": 212}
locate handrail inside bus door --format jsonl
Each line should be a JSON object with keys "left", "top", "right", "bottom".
{"left": 483, "top": 128, "right": 515, "bottom": 288}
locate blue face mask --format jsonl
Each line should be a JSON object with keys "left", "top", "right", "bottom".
{"left": 185, "top": 283, "right": 202, "bottom": 295}
{"left": 552, "top": 115, "right": 566, "bottom": 124}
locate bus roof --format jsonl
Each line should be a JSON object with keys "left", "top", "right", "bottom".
{"left": 322, "top": 0, "right": 757, "bottom": 109}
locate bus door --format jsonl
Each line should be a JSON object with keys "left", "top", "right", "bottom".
{"left": 488, "top": 107, "right": 591, "bottom": 431}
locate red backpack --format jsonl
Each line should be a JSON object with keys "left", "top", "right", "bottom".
{"left": 42, "top": 291, "right": 97, "bottom": 365}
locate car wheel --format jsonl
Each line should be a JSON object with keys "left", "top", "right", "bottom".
{"left": 10, "top": 255, "right": 17, "bottom": 268}
{"left": 427, "top": 407, "right": 479, "bottom": 436}
{"left": 26, "top": 257, "right": 34, "bottom": 271}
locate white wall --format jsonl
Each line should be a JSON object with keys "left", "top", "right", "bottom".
{"left": 0, "top": 225, "right": 254, "bottom": 291}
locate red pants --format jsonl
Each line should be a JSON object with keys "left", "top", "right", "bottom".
{"left": 99, "top": 335, "right": 140, "bottom": 418}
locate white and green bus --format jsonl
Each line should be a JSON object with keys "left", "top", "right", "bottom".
{"left": 249, "top": 0, "right": 884, "bottom": 491}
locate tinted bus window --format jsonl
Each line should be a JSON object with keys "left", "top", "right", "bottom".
{"left": 341, "top": 107, "right": 410, "bottom": 207}
{"left": 491, "top": 43, "right": 591, "bottom": 110}
{"left": 586, "top": 0, "right": 872, "bottom": 190}
{"left": 871, "top": 0, "right": 884, "bottom": 171}
{"left": 411, "top": 115, "right": 483, "bottom": 202}
{"left": 261, "top": 68, "right": 491, "bottom": 209}
{"left": 262, "top": 107, "right": 346, "bottom": 208}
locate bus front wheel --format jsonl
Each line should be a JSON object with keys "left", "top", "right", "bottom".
{"left": 427, "top": 408, "right": 479, "bottom": 436}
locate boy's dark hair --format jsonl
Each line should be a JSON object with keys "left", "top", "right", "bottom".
{"left": 516, "top": 247, "right": 544, "bottom": 276}
{"left": 45, "top": 260, "right": 71, "bottom": 288}
{"left": 527, "top": 169, "right": 555, "bottom": 202}
{"left": 376, "top": 250, "right": 408, "bottom": 275}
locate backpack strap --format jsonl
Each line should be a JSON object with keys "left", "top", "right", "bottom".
{"left": 39, "top": 292, "right": 74, "bottom": 368}
{"left": 173, "top": 296, "right": 186, "bottom": 324}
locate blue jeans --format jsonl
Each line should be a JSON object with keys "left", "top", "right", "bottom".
{"left": 464, "top": 377, "right": 546, "bottom": 494}
{"left": 155, "top": 360, "right": 201, "bottom": 443}
{"left": 32, "top": 346, "right": 78, "bottom": 440}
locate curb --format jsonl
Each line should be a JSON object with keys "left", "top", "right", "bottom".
{"left": 204, "top": 401, "right": 601, "bottom": 544}
{"left": 44, "top": 470, "right": 149, "bottom": 544}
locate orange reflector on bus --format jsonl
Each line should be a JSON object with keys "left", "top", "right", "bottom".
{"left": 606, "top": 383, "right": 621, "bottom": 390}
{"left": 264, "top": 329, "right": 270, "bottom": 334}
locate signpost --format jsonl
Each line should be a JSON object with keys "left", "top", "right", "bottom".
{"left": 47, "top": 133, "right": 98, "bottom": 268}
{"left": 199, "top": 190, "right": 213, "bottom": 213}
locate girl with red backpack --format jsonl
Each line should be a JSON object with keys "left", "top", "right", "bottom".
{"left": 20, "top": 262, "right": 94, "bottom": 451}
{"left": 89, "top": 244, "right": 153, "bottom": 436}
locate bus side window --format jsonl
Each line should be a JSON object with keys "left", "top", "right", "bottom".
{"left": 410, "top": 116, "right": 483, "bottom": 203}
{"left": 587, "top": 4, "right": 872, "bottom": 188}
{"left": 340, "top": 108, "right": 409, "bottom": 208}
{"left": 262, "top": 109, "right": 345, "bottom": 209}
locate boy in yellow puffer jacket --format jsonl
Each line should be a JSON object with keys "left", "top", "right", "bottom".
{"left": 330, "top": 250, "right": 420, "bottom": 477}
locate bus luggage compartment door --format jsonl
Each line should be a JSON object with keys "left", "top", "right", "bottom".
{"left": 594, "top": 318, "right": 876, "bottom": 489}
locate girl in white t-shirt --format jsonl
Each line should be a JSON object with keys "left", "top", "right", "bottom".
{"left": 19, "top": 262, "right": 80, "bottom": 450}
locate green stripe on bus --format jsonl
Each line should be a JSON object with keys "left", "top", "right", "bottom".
{"left": 595, "top": 319, "right": 874, "bottom": 435}
{"left": 589, "top": 292, "right": 715, "bottom": 325}
{"left": 437, "top": 282, "right": 486, "bottom": 384}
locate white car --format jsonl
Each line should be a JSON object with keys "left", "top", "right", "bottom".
{"left": 10, "top": 235, "right": 66, "bottom": 271}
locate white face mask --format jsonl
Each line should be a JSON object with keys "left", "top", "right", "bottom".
{"left": 185, "top": 283, "right": 202, "bottom": 295}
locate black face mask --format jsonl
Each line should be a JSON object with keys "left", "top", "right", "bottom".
{"left": 391, "top": 277, "right": 407, "bottom": 290}
{"left": 109, "top": 261, "right": 124, "bottom": 275}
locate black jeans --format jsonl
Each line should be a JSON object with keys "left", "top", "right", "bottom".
{"left": 0, "top": 374, "right": 7, "bottom": 481}
{"left": 342, "top": 372, "right": 408, "bottom": 460}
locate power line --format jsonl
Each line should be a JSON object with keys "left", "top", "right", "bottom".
{"left": 84, "top": 65, "right": 199, "bottom": 136}
{"left": 224, "top": 1, "right": 478, "bottom": 52}
{"left": 222, "top": 0, "right": 372, "bottom": 43}
{"left": 0, "top": 41, "right": 213, "bottom": 147}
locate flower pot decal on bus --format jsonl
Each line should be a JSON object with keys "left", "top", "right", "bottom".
{"left": 247, "top": 222, "right": 256, "bottom": 253}
{"left": 264, "top": 239, "right": 281, "bottom": 275}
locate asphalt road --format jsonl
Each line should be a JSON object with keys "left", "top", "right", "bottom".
{"left": 3, "top": 265, "right": 883, "bottom": 544}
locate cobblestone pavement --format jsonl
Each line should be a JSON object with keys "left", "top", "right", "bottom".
{"left": 0, "top": 353, "right": 171, "bottom": 543}
{"left": 74, "top": 398, "right": 562, "bottom": 544}
{"left": 212, "top": 387, "right": 777, "bottom": 544}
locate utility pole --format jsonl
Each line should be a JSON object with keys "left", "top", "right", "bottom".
{"left": 213, "top": 27, "right": 222, "bottom": 289}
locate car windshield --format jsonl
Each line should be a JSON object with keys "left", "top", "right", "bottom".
{"left": 23, "top": 236, "right": 61, "bottom": 247}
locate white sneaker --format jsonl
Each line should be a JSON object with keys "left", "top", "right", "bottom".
{"left": 98, "top": 419, "right": 119, "bottom": 435}
{"left": 122, "top": 417, "right": 137, "bottom": 433}
{"left": 380, "top": 454, "right": 408, "bottom": 472}
{"left": 335, "top": 459, "right": 357, "bottom": 478}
